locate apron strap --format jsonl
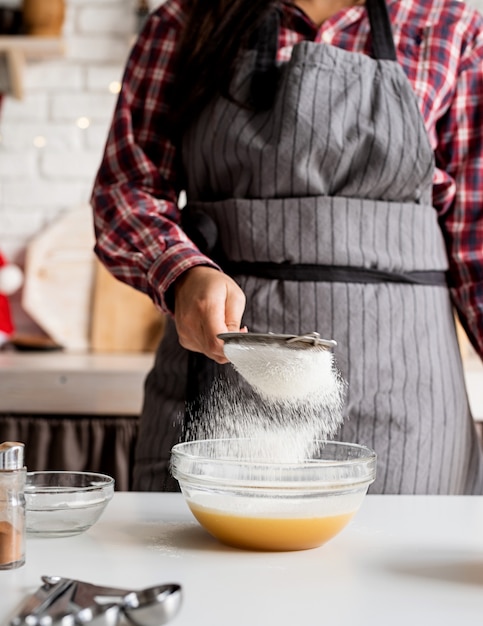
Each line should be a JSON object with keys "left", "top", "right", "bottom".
{"left": 222, "top": 261, "right": 448, "bottom": 287}
{"left": 366, "top": 0, "right": 397, "bottom": 61}
{"left": 249, "top": 8, "right": 281, "bottom": 109}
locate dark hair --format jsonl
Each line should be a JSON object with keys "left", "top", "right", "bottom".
{"left": 170, "top": 0, "right": 279, "bottom": 130}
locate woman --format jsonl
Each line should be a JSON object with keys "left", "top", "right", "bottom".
{"left": 91, "top": 0, "right": 483, "bottom": 493}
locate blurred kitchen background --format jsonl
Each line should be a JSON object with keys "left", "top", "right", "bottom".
{"left": 0, "top": 0, "right": 481, "bottom": 490}
{"left": 0, "top": 0, "right": 164, "bottom": 352}
{"left": 0, "top": 0, "right": 166, "bottom": 490}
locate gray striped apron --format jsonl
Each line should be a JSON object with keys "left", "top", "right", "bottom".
{"left": 133, "top": 0, "right": 483, "bottom": 494}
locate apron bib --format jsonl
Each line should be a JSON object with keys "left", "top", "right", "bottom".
{"left": 133, "top": 0, "right": 483, "bottom": 494}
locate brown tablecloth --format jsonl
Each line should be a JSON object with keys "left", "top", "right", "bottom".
{"left": 0, "top": 414, "right": 138, "bottom": 491}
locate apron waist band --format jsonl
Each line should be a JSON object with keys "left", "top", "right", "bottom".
{"left": 224, "top": 261, "right": 448, "bottom": 286}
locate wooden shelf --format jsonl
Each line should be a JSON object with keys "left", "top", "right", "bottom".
{"left": 0, "top": 36, "right": 64, "bottom": 100}
{"left": 0, "top": 35, "right": 64, "bottom": 58}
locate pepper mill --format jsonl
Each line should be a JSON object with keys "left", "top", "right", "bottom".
{"left": 0, "top": 442, "right": 26, "bottom": 570}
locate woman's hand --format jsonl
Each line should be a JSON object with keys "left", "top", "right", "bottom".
{"left": 173, "top": 266, "right": 246, "bottom": 363}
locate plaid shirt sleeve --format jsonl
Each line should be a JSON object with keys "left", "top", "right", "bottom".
{"left": 431, "top": 8, "right": 483, "bottom": 359}
{"left": 90, "top": 2, "right": 219, "bottom": 314}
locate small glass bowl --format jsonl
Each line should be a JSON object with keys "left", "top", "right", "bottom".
{"left": 25, "top": 471, "right": 115, "bottom": 537}
{"left": 171, "top": 439, "right": 376, "bottom": 552}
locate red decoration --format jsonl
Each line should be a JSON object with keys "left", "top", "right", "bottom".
{"left": 0, "top": 252, "right": 17, "bottom": 341}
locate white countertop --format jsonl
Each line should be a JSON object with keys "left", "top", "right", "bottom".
{"left": 2, "top": 493, "right": 483, "bottom": 626}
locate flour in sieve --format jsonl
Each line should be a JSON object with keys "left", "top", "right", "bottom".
{"left": 223, "top": 343, "right": 340, "bottom": 402}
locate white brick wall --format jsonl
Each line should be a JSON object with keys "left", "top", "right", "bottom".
{"left": 0, "top": 0, "right": 156, "bottom": 334}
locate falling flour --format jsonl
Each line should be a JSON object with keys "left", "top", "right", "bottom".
{"left": 183, "top": 340, "right": 347, "bottom": 465}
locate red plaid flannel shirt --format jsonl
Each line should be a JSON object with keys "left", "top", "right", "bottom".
{"left": 91, "top": 0, "right": 483, "bottom": 358}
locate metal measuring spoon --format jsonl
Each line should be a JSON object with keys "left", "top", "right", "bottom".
{"left": 10, "top": 578, "right": 75, "bottom": 626}
{"left": 121, "top": 586, "right": 181, "bottom": 626}
{"left": 73, "top": 603, "right": 121, "bottom": 626}
{"left": 40, "top": 604, "right": 120, "bottom": 626}
{"left": 40, "top": 576, "right": 182, "bottom": 626}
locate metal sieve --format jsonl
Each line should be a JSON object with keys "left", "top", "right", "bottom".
{"left": 217, "top": 331, "right": 337, "bottom": 351}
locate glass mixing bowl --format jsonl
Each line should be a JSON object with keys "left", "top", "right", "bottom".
{"left": 25, "top": 471, "right": 115, "bottom": 537}
{"left": 171, "top": 439, "right": 376, "bottom": 552}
